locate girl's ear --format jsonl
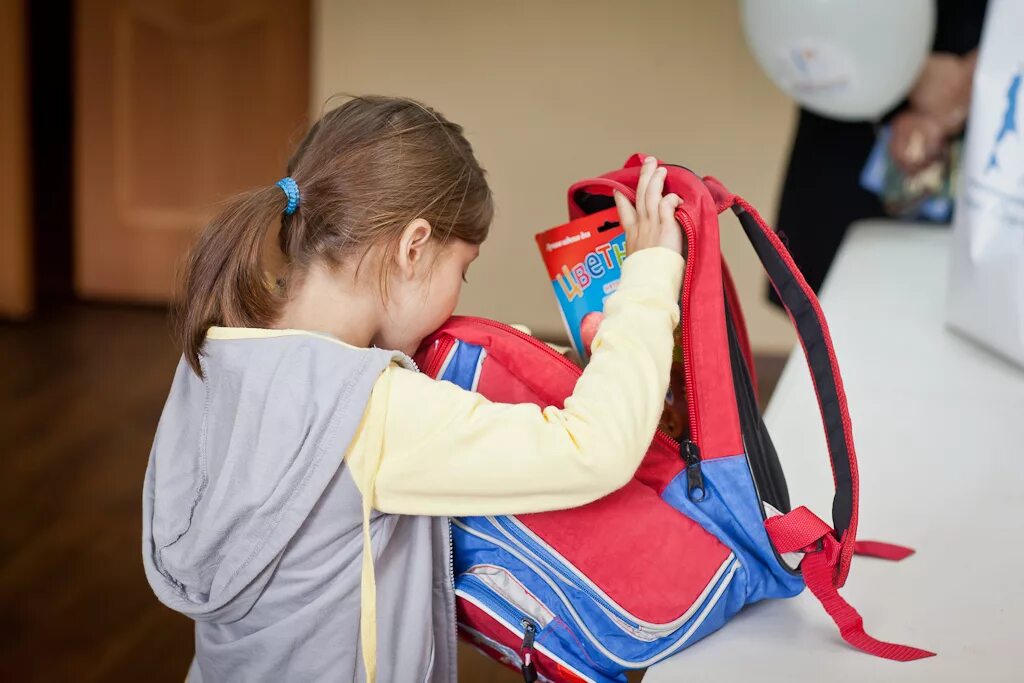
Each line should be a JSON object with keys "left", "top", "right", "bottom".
{"left": 396, "top": 218, "right": 434, "bottom": 279}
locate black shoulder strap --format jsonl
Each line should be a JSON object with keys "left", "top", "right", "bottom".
{"left": 731, "top": 196, "right": 859, "bottom": 584}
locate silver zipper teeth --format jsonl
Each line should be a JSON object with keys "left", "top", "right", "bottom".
{"left": 394, "top": 350, "right": 419, "bottom": 372}
{"left": 446, "top": 518, "right": 456, "bottom": 678}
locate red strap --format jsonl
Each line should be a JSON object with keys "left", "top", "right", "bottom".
{"left": 854, "top": 540, "right": 916, "bottom": 561}
{"left": 766, "top": 508, "right": 935, "bottom": 661}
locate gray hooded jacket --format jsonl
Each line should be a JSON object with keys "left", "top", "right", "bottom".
{"left": 141, "top": 332, "right": 456, "bottom": 682}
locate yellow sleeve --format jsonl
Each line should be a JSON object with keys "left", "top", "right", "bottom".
{"left": 347, "top": 247, "right": 684, "bottom": 516}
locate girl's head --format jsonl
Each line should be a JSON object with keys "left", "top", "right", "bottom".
{"left": 177, "top": 96, "right": 493, "bottom": 372}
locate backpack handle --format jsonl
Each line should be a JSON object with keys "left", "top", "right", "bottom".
{"left": 568, "top": 161, "right": 747, "bottom": 462}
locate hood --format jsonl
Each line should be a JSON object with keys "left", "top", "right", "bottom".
{"left": 141, "top": 330, "right": 394, "bottom": 622}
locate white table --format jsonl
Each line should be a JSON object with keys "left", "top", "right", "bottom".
{"left": 647, "top": 221, "right": 1024, "bottom": 682}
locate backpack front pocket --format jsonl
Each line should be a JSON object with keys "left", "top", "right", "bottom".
{"left": 453, "top": 506, "right": 742, "bottom": 674}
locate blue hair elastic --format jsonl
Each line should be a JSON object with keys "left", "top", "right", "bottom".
{"left": 276, "top": 176, "right": 300, "bottom": 216}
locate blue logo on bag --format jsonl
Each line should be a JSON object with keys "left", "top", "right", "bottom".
{"left": 986, "top": 69, "right": 1020, "bottom": 173}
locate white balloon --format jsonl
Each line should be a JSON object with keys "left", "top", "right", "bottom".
{"left": 741, "top": 0, "right": 936, "bottom": 121}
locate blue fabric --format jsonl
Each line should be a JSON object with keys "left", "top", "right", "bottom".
{"left": 440, "top": 341, "right": 483, "bottom": 389}
{"left": 661, "top": 455, "right": 805, "bottom": 604}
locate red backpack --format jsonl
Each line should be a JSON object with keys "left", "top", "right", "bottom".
{"left": 414, "top": 156, "right": 932, "bottom": 682}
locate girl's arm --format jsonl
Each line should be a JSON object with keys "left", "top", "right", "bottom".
{"left": 346, "top": 245, "right": 683, "bottom": 517}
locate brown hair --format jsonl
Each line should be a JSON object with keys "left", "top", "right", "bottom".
{"left": 176, "top": 95, "right": 493, "bottom": 374}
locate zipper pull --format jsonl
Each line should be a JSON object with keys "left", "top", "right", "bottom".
{"left": 682, "top": 439, "right": 706, "bottom": 502}
{"left": 520, "top": 619, "right": 538, "bottom": 683}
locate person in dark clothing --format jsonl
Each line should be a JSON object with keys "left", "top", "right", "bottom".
{"left": 771, "top": 0, "right": 988, "bottom": 304}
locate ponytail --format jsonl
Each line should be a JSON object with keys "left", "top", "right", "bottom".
{"left": 176, "top": 186, "right": 288, "bottom": 375}
{"left": 175, "top": 96, "right": 494, "bottom": 376}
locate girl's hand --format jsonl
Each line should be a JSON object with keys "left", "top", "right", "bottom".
{"left": 613, "top": 157, "right": 684, "bottom": 256}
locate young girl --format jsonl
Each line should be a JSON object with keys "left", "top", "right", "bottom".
{"left": 142, "top": 96, "right": 684, "bottom": 683}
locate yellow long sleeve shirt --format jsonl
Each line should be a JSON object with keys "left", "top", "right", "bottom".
{"left": 346, "top": 246, "right": 684, "bottom": 514}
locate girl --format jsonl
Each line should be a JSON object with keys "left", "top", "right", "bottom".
{"left": 142, "top": 96, "right": 684, "bottom": 683}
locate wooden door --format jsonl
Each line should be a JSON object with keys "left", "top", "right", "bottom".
{"left": 0, "top": 0, "right": 33, "bottom": 318}
{"left": 74, "top": 0, "right": 309, "bottom": 302}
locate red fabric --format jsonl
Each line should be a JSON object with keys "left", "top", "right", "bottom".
{"left": 701, "top": 175, "right": 760, "bottom": 429}
{"left": 763, "top": 506, "right": 832, "bottom": 553}
{"left": 457, "top": 599, "right": 524, "bottom": 669}
{"left": 552, "top": 661, "right": 590, "bottom": 683}
{"left": 521, "top": 479, "right": 732, "bottom": 624}
{"left": 854, "top": 540, "right": 916, "bottom": 561}
{"left": 733, "top": 196, "right": 860, "bottom": 587}
{"left": 633, "top": 433, "right": 686, "bottom": 496}
{"left": 566, "top": 157, "right": 745, "bottom": 459}
{"left": 765, "top": 508, "right": 935, "bottom": 661}
{"left": 458, "top": 599, "right": 591, "bottom": 683}
{"left": 419, "top": 317, "right": 581, "bottom": 409}
{"left": 700, "top": 175, "right": 736, "bottom": 214}
{"left": 721, "top": 258, "right": 758, "bottom": 401}
{"left": 622, "top": 153, "right": 653, "bottom": 168}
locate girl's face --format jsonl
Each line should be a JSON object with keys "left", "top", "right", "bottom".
{"left": 375, "top": 236, "right": 479, "bottom": 356}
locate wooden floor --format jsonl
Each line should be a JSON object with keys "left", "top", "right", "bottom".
{"left": 0, "top": 304, "right": 786, "bottom": 682}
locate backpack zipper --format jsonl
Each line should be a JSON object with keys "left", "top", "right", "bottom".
{"left": 446, "top": 517, "right": 457, "bottom": 667}
{"left": 681, "top": 438, "right": 705, "bottom": 502}
{"left": 520, "top": 618, "right": 538, "bottom": 683}
{"left": 422, "top": 335, "right": 457, "bottom": 379}
{"left": 456, "top": 583, "right": 597, "bottom": 682}
{"left": 675, "top": 209, "right": 704, "bottom": 497}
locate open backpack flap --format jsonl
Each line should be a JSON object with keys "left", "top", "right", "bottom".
{"left": 413, "top": 155, "right": 934, "bottom": 682}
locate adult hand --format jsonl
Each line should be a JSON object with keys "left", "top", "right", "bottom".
{"left": 909, "top": 51, "right": 976, "bottom": 135}
{"left": 889, "top": 110, "right": 947, "bottom": 174}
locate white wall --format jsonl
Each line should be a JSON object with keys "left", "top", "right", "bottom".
{"left": 314, "top": 0, "right": 798, "bottom": 353}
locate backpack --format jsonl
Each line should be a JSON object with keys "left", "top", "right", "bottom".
{"left": 413, "top": 155, "right": 933, "bottom": 682}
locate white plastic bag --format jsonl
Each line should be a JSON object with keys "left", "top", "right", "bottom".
{"left": 947, "top": 0, "right": 1024, "bottom": 368}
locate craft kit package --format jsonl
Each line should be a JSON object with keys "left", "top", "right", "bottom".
{"left": 535, "top": 209, "right": 689, "bottom": 438}
{"left": 534, "top": 208, "right": 623, "bottom": 357}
